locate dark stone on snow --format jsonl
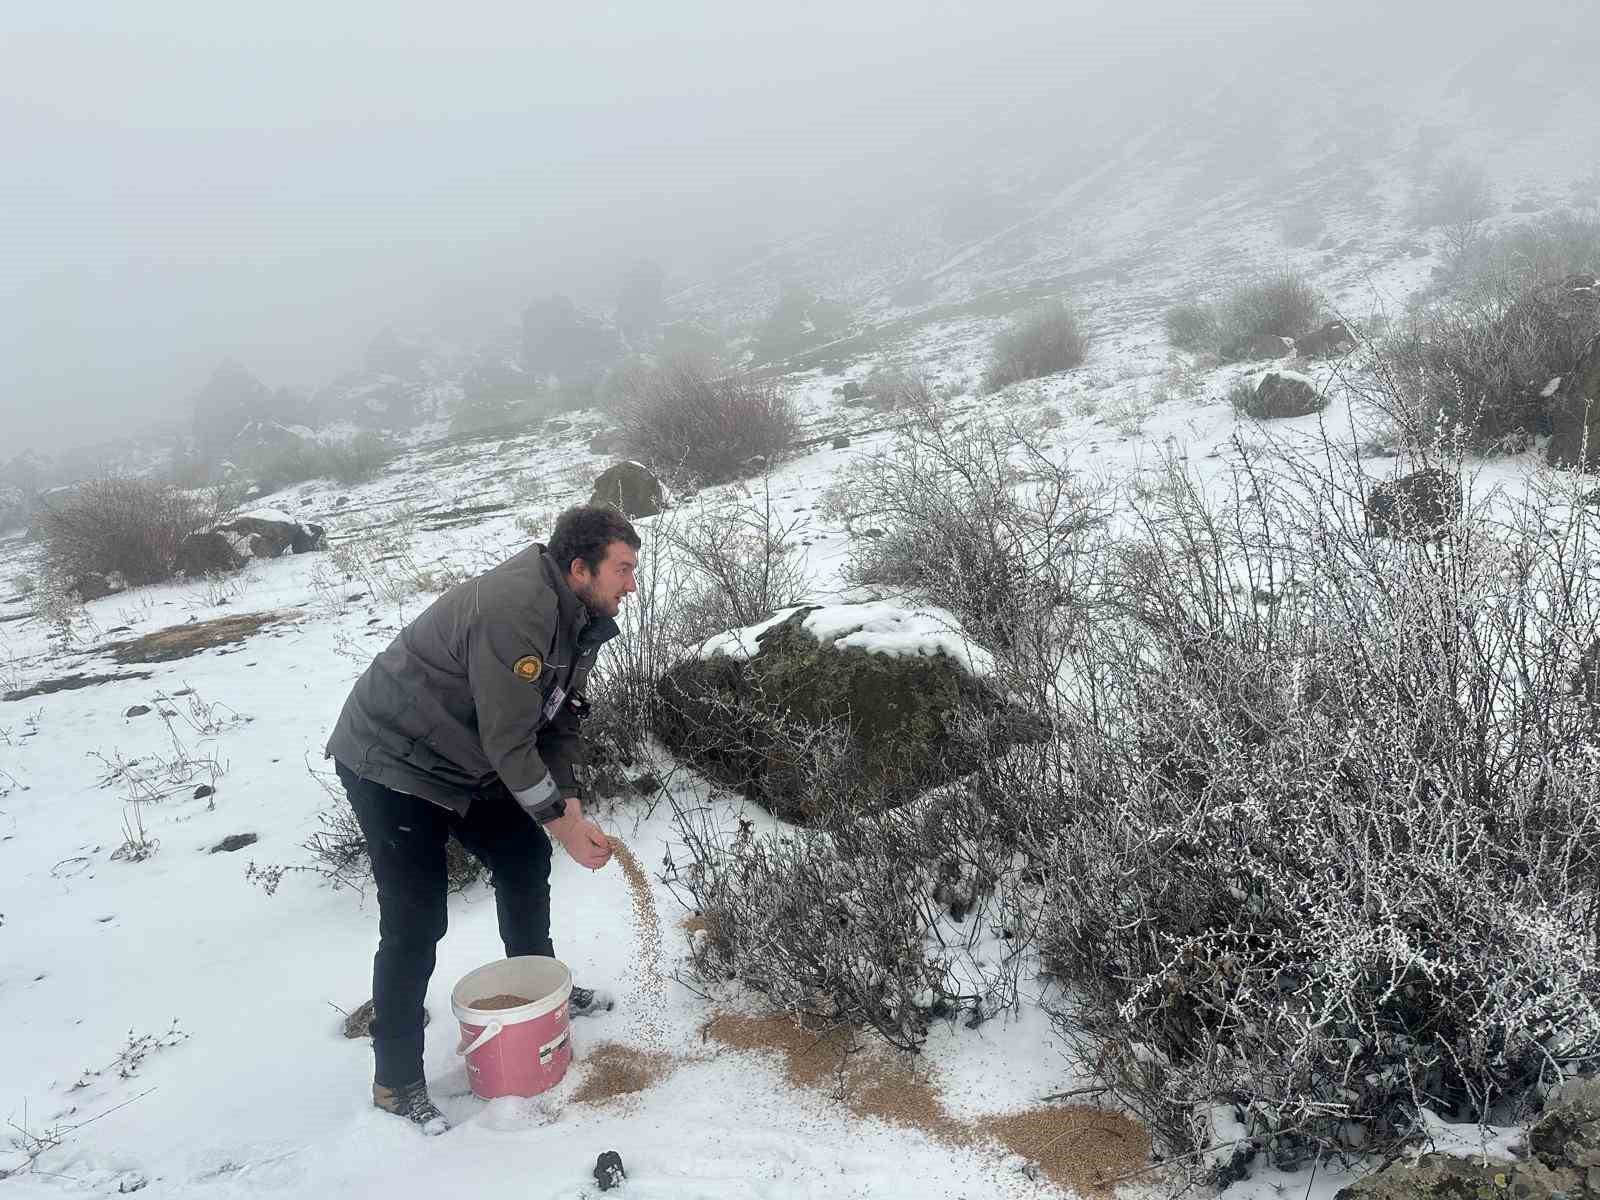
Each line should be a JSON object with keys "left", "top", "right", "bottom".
{"left": 124, "top": 704, "right": 152, "bottom": 718}
{"left": 1247, "top": 373, "right": 1327, "bottom": 419}
{"left": 1364, "top": 468, "right": 1460, "bottom": 542}
{"left": 590, "top": 461, "right": 666, "bottom": 519}
{"left": 209, "top": 832, "right": 255, "bottom": 853}
{"left": 831, "top": 434, "right": 851, "bottom": 449}
{"left": 594, "top": 1151, "right": 627, "bottom": 1191}
{"left": 1295, "top": 320, "right": 1357, "bottom": 359}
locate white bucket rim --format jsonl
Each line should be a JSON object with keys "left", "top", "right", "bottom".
{"left": 451, "top": 955, "right": 572, "bottom": 1026}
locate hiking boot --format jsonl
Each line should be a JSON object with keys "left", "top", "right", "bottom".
{"left": 569, "top": 985, "right": 615, "bottom": 1017}
{"left": 372, "top": 1080, "right": 449, "bottom": 1135}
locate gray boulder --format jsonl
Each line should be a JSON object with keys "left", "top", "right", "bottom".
{"left": 656, "top": 604, "right": 1043, "bottom": 822}
{"left": 1335, "top": 1079, "right": 1600, "bottom": 1199}
{"left": 1365, "top": 468, "right": 1460, "bottom": 542}
{"left": 1249, "top": 372, "right": 1328, "bottom": 419}
{"left": 590, "top": 461, "right": 666, "bottom": 519}
{"left": 1295, "top": 320, "right": 1357, "bottom": 359}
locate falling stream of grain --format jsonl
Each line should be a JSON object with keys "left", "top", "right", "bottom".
{"left": 607, "top": 836, "right": 666, "bottom": 1049}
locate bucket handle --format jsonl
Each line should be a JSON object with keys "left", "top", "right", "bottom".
{"left": 457, "top": 1020, "right": 503, "bottom": 1057}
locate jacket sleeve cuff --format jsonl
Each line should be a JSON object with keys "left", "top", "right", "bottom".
{"left": 511, "top": 774, "right": 566, "bottom": 824}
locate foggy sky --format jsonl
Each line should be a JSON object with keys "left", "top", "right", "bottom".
{"left": 1, "top": 1, "right": 1583, "bottom": 455}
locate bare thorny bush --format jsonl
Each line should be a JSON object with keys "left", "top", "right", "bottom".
{"left": 581, "top": 483, "right": 811, "bottom": 809}
{"left": 36, "top": 476, "right": 240, "bottom": 591}
{"left": 673, "top": 402, "right": 1600, "bottom": 1180}
{"left": 671, "top": 416, "right": 1111, "bottom": 1048}
{"left": 613, "top": 353, "right": 801, "bottom": 486}
{"left": 819, "top": 410, "right": 1109, "bottom": 652}
{"left": 1021, "top": 439, "right": 1600, "bottom": 1173}
{"left": 1371, "top": 209, "right": 1600, "bottom": 452}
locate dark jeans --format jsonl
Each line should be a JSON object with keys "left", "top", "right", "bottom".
{"left": 337, "top": 762, "right": 554, "bottom": 1087}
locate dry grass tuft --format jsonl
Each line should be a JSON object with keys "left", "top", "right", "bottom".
{"left": 108, "top": 611, "right": 289, "bottom": 664}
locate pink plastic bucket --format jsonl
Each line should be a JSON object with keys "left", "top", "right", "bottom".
{"left": 451, "top": 956, "right": 573, "bottom": 1099}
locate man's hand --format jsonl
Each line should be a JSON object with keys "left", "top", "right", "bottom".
{"left": 545, "top": 798, "right": 613, "bottom": 871}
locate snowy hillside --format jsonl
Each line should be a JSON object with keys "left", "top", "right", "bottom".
{"left": 3, "top": 39, "right": 1598, "bottom": 1200}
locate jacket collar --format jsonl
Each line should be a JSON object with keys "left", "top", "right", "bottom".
{"left": 538, "top": 547, "right": 621, "bottom": 652}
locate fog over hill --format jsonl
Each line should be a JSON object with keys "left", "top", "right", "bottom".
{"left": 2, "top": 1, "right": 1593, "bottom": 458}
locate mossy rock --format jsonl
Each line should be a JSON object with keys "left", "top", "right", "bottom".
{"left": 1331, "top": 1152, "right": 1581, "bottom": 1200}
{"left": 591, "top": 461, "right": 666, "bottom": 518}
{"left": 656, "top": 606, "right": 1042, "bottom": 821}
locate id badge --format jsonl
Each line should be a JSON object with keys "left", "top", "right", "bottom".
{"left": 542, "top": 685, "right": 568, "bottom": 721}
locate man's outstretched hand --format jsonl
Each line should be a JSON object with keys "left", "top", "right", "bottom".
{"left": 546, "top": 798, "right": 613, "bottom": 871}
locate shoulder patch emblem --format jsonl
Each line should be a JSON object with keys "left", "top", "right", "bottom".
{"left": 512, "top": 654, "right": 544, "bottom": 682}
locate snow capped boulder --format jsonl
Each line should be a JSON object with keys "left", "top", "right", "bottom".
{"left": 657, "top": 603, "right": 1043, "bottom": 821}
{"left": 1545, "top": 333, "right": 1600, "bottom": 471}
{"left": 1364, "top": 468, "right": 1460, "bottom": 543}
{"left": 1244, "top": 371, "right": 1327, "bottom": 419}
{"left": 216, "top": 510, "right": 327, "bottom": 559}
{"left": 590, "top": 461, "right": 666, "bottom": 518}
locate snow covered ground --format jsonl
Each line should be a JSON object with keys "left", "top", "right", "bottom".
{"left": 1, "top": 316, "right": 1560, "bottom": 1196}
{"left": 4, "top": 76, "right": 1590, "bottom": 1183}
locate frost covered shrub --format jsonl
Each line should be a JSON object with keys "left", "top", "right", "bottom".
{"left": 1167, "top": 275, "right": 1321, "bottom": 361}
{"left": 1412, "top": 157, "right": 1496, "bottom": 229}
{"left": 37, "top": 477, "right": 236, "bottom": 591}
{"left": 660, "top": 487, "right": 811, "bottom": 645}
{"left": 674, "top": 748, "right": 1038, "bottom": 1049}
{"left": 1216, "top": 273, "right": 1321, "bottom": 360}
{"left": 1367, "top": 211, "right": 1600, "bottom": 452}
{"left": 1441, "top": 209, "right": 1600, "bottom": 295}
{"left": 615, "top": 354, "right": 800, "bottom": 484}
{"left": 982, "top": 301, "right": 1091, "bottom": 392}
{"left": 1164, "top": 302, "right": 1221, "bottom": 353}
{"left": 1027, "top": 447, "right": 1600, "bottom": 1169}
{"left": 251, "top": 433, "right": 392, "bottom": 491}
{"left": 1374, "top": 279, "right": 1599, "bottom": 453}
{"left": 819, "top": 414, "right": 1106, "bottom": 647}
{"left": 861, "top": 367, "right": 936, "bottom": 413}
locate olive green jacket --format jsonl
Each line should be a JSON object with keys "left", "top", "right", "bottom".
{"left": 326, "top": 544, "right": 617, "bottom": 815}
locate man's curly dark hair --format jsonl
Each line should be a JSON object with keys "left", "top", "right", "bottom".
{"left": 547, "top": 504, "right": 641, "bottom": 575}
